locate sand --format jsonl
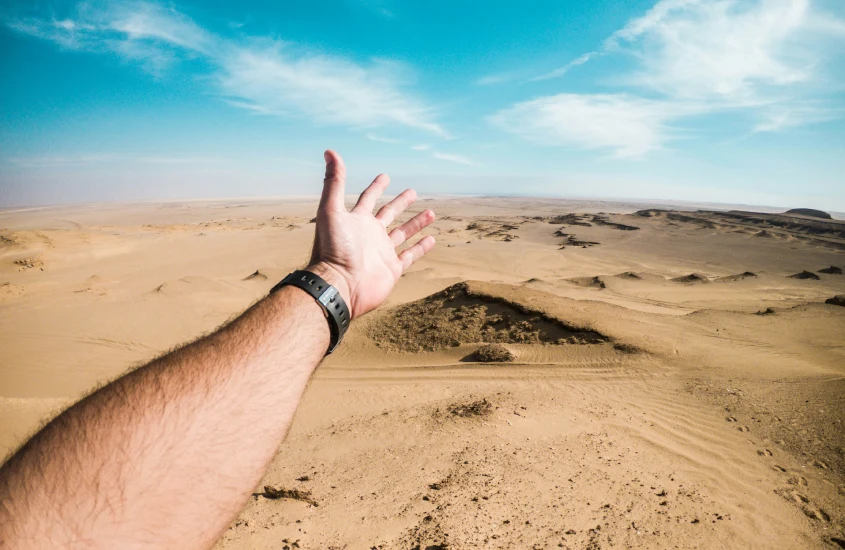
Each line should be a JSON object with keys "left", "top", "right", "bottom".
{"left": 1, "top": 197, "right": 844, "bottom": 549}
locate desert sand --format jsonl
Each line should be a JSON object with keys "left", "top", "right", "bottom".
{"left": 1, "top": 197, "right": 844, "bottom": 549}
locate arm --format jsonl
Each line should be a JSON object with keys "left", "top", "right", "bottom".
{"left": 0, "top": 150, "right": 435, "bottom": 549}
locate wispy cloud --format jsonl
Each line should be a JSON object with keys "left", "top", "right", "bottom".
{"left": 4, "top": 154, "right": 120, "bottom": 168}
{"left": 406, "top": 144, "right": 471, "bottom": 165}
{"left": 138, "top": 156, "right": 222, "bottom": 164}
{"left": 490, "top": 94, "right": 696, "bottom": 158}
{"left": 5, "top": 1, "right": 447, "bottom": 137}
{"left": 218, "top": 45, "right": 449, "bottom": 136}
{"left": 351, "top": 0, "right": 394, "bottom": 19}
{"left": 366, "top": 133, "right": 401, "bottom": 143}
{"left": 530, "top": 52, "right": 595, "bottom": 82}
{"left": 432, "top": 151, "right": 474, "bottom": 166}
{"left": 221, "top": 99, "right": 286, "bottom": 116}
{"left": 610, "top": 0, "right": 816, "bottom": 101}
{"left": 7, "top": 2, "right": 215, "bottom": 75}
{"left": 505, "top": 0, "right": 845, "bottom": 156}
{"left": 748, "top": 101, "right": 842, "bottom": 133}
{"left": 3, "top": 153, "right": 227, "bottom": 168}
{"left": 3, "top": 153, "right": 230, "bottom": 168}
{"left": 475, "top": 73, "right": 513, "bottom": 86}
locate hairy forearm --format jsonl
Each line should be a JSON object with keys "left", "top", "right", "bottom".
{"left": 0, "top": 149, "right": 435, "bottom": 550}
{"left": 0, "top": 283, "right": 329, "bottom": 549}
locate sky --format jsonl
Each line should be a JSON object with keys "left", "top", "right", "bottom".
{"left": 1, "top": 0, "right": 844, "bottom": 210}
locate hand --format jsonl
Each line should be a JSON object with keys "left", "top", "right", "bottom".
{"left": 307, "top": 150, "right": 436, "bottom": 319}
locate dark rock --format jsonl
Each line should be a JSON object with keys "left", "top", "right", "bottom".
{"left": 825, "top": 295, "right": 845, "bottom": 307}
{"left": 671, "top": 273, "right": 708, "bottom": 284}
{"left": 448, "top": 399, "right": 492, "bottom": 418}
{"left": 472, "top": 344, "right": 515, "bottom": 362}
{"left": 785, "top": 208, "right": 832, "bottom": 219}
{"left": 789, "top": 271, "right": 820, "bottom": 280}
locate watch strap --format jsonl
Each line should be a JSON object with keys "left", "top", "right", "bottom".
{"left": 270, "top": 270, "right": 350, "bottom": 355}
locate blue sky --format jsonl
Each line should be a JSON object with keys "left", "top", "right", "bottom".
{"left": 1, "top": 0, "right": 844, "bottom": 210}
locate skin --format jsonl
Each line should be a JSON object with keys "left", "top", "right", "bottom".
{"left": 0, "top": 150, "right": 435, "bottom": 550}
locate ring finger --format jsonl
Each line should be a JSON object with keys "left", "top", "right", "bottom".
{"left": 389, "top": 209, "right": 435, "bottom": 246}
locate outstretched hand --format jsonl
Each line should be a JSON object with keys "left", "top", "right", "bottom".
{"left": 0, "top": 149, "right": 433, "bottom": 550}
{"left": 307, "top": 150, "right": 436, "bottom": 318}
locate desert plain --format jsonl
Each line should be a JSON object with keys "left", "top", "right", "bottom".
{"left": 1, "top": 196, "right": 844, "bottom": 549}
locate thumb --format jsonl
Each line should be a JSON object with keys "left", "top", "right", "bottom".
{"left": 319, "top": 150, "right": 347, "bottom": 212}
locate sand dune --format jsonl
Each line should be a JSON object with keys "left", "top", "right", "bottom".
{"left": 1, "top": 198, "right": 844, "bottom": 548}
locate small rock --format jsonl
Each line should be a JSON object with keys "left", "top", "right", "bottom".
{"left": 825, "top": 295, "right": 845, "bottom": 307}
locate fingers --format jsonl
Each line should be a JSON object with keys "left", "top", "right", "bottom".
{"left": 352, "top": 173, "right": 390, "bottom": 213}
{"left": 376, "top": 188, "right": 417, "bottom": 227}
{"left": 389, "top": 209, "right": 435, "bottom": 246}
{"left": 319, "top": 150, "right": 347, "bottom": 213}
{"left": 399, "top": 235, "right": 436, "bottom": 271}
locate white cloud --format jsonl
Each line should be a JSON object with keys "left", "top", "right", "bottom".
{"left": 366, "top": 133, "right": 401, "bottom": 143}
{"left": 4, "top": 154, "right": 224, "bottom": 167}
{"left": 99, "top": 1, "right": 215, "bottom": 54}
{"left": 432, "top": 152, "right": 474, "bottom": 166}
{"left": 410, "top": 144, "right": 430, "bottom": 151}
{"left": 510, "top": 0, "right": 845, "bottom": 156}
{"left": 605, "top": 0, "right": 699, "bottom": 47}
{"left": 530, "top": 52, "right": 596, "bottom": 82}
{"left": 5, "top": 1, "right": 446, "bottom": 138}
{"left": 5, "top": 154, "right": 120, "bottom": 167}
{"left": 490, "top": 94, "right": 696, "bottom": 158}
{"left": 138, "top": 156, "right": 221, "bottom": 164}
{"left": 611, "top": 0, "right": 817, "bottom": 101}
{"left": 351, "top": 0, "right": 394, "bottom": 19}
{"left": 750, "top": 103, "right": 840, "bottom": 133}
{"left": 217, "top": 45, "right": 449, "bottom": 137}
{"left": 221, "top": 99, "right": 286, "bottom": 116}
{"left": 7, "top": 1, "right": 214, "bottom": 74}
{"left": 475, "top": 73, "right": 513, "bottom": 86}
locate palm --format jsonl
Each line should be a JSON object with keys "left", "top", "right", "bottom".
{"left": 309, "top": 150, "right": 435, "bottom": 318}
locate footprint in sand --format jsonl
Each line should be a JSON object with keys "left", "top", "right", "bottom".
{"left": 802, "top": 505, "right": 830, "bottom": 522}
{"left": 787, "top": 476, "right": 808, "bottom": 487}
{"left": 791, "top": 491, "right": 809, "bottom": 504}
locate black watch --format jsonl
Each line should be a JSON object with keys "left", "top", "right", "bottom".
{"left": 269, "top": 270, "right": 350, "bottom": 355}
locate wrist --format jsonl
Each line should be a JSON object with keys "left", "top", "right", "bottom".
{"left": 304, "top": 262, "right": 352, "bottom": 315}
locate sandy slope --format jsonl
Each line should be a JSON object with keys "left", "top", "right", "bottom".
{"left": 1, "top": 197, "right": 844, "bottom": 549}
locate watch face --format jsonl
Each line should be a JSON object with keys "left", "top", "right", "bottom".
{"left": 318, "top": 286, "right": 339, "bottom": 306}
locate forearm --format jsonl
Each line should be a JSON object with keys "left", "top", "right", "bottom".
{"left": 0, "top": 150, "right": 435, "bottom": 550}
{"left": 0, "top": 282, "right": 331, "bottom": 549}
